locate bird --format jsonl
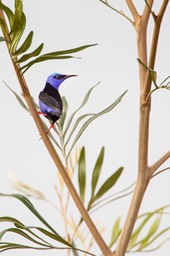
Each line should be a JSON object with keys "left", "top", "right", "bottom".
{"left": 38, "top": 72, "right": 76, "bottom": 133}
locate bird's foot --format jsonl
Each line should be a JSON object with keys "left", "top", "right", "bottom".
{"left": 38, "top": 123, "right": 54, "bottom": 140}
{"left": 38, "top": 111, "right": 47, "bottom": 117}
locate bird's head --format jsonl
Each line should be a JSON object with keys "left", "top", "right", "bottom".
{"left": 46, "top": 72, "right": 77, "bottom": 90}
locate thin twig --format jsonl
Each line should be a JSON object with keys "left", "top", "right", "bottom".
{"left": 99, "top": 0, "right": 135, "bottom": 26}
{"left": 149, "top": 151, "right": 170, "bottom": 176}
{"left": 125, "top": 0, "right": 140, "bottom": 22}
{"left": 151, "top": 167, "right": 170, "bottom": 178}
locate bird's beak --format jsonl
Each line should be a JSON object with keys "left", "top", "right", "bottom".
{"left": 65, "top": 74, "right": 77, "bottom": 79}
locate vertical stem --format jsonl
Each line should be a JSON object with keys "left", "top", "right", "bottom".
{"left": 115, "top": 2, "right": 154, "bottom": 255}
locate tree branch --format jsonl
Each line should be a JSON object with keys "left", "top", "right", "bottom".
{"left": 125, "top": 0, "right": 140, "bottom": 23}
{"left": 115, "top": 1, "right": 169, "bottom": 255}
{"left": 0, "top": 6, "right": 111, "bottom": 256}
{"left": 149, "top": 150, "right": 170, "bottom": 176}
{"left": 144, "top": 0, "right": 169, "bottom": 98}
{"left": 151, "top": 167, "right": 170, "bottom": 178}
{"left": 99, "top": 0, "right": 135, "bottom": 26}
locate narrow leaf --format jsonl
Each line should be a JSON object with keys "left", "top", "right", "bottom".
{"left": 13, "top": 31, "right": 33, "bottom": 56}
{"left": 17, "top": 43, "right": 44, "bottom": 63}
{"left": 0, "top": 2, "right": 14, "bottom": 29}
{"left": 0, "top": 36, "right": 9, "bottom": 42}
{"left": 65, "top": 113, "right": 94, "bottom": 149}
{"left": 109, "top": 216, "right": 121, "bottom": 248}
{"left": 64, "top": 82, "right": 100, "bottom": 136}
{"left": 10, "top": 13, "right": 26, "bottom": 54}
{"left": 67, "top": 90, "right": 127, "bottom": 157}
{"left": 0, "top": 216, "right": 24, "bottom": 228}
{"left": 2, "top": 80, "right": 29, "bottom": 112}
{"left": 57, "top": 96, "right": 69, "bottom": 129}
{"left": 36, "top": 227, "right": 72, "bottom": 247}
{"left": 94, "top": 167, "right": 123, "bottom": 201}
{"left": 137, "top": 216, "right": 161, "bottom": 250}
{"left": 19, "top": 44, "right": 97, "bottom": 72}
{"left": 91, "top": 147, "right": 105, "bottom": 196}
{"left": 10, "top": 0, "right": 23, "bottom": 34}
{"left": 78, "top": 147, "right": 86, "bottom": 203}
{"left": 21, "top": 55, "right": 73, "bottom": 74}
{"left": 38, "top": 44, "right": 97, "bottom": 57}
{"left": 0, "top": 193, "right": 59, "bottom": 236}
{"left": 0, "top": 228, "right": 47, "bottom": 247}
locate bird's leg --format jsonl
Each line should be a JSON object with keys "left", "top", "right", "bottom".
{"left": 46, "top": 123, "right": 54, "bottom": 134}
{"left": 38, "top": 111, "right": 47, "bottom": 117}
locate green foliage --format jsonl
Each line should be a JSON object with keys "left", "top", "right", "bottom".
{"left": 137, "top": 58, "right": 170, "bottom": 95}
{"left": 0, "top": 194, "right": 96, "bottom": 256}
{"left": 108, "top": 205, "right": 170, "bottom": 252}
{"left": 3, "top": 80, "right": 127, "bottom": 157}
{"left": 78, "top": 147, "right": 86, "bottom": 203}
{"left": 0, "top": 0, "right": 97, "bottom": 73}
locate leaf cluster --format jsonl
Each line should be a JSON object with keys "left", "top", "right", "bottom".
{"left": 0, "top": 193, "right": 95, "bottom": 256}
{"left": 3, "top": 80, "right": 127, "bottom": 160}
{"left": 108, "top": 205, "right": 170, "bottom": 252}
{"left": 0, "top": 0, "right": 96, "bottom": 73}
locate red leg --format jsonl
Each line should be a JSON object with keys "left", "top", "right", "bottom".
{"left": 38, "top": 111, "right": 47, "bottom": 117}
{"left": 46, "top": 123, "right": 54, "bottom": 134}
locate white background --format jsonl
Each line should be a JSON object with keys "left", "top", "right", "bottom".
{"left": 0, "top": 1, "right": 170, "bottom": 255}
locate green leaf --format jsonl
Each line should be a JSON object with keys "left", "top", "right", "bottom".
{"left": 2, "top": 80, "right": 29, "bottom": 112}
{"left": 10, "top": 0, "right": 23, "bottom": 33}
{"left": 0, "top": 36, "right": 9, "bottom": 42}
{"left": 10, "top": 13, "right": 26, "bottom": 54}
{"left": 36, "top": 227, "right": 72, "bottom": 247}
{"left": 65, "top": 113, "right": 94, "bottom": 151}
{"left": 0, "top": 193, "right": 59, "bottom": 236}
{"left": 0, "top": 17, "right": 7, "bottom": 31}
{"left": 67, "top": 90, "right": 127, "bottom": 157}
{"left": 64, "top": 82, "right": 100, "bottom": 137}
{"left": 91, "top": 147, "right": 105, "bottom": 197}
{"left": 78, "top": 147, "right": 86, "bottom": 203}
{"left": 0, "top": 228, "right": 47, "bottom": 247}
{"left": 137, "top": 58, "right": 157, "bottom": 87}
{"left": 137, "top": 216, "right": 161, "bottom": 250}
{"left": 109, "top": 216, "right": 121, "bottom": 248}
{"left": 17, "top": 43, "right": 44, "bottom": 63}
{"left": 0, "top": 216, "right": 24, "bottom": 228}
{"left": 19, "top": 44, "right": 97, "bottom": 72}
{"left": 58, "top": 96, "right": 69, "bottom": 130}
{"left": 21, "top": 55, "right": 73, "bottom": 74}
{"left": 40, "top": 44, "right": 97, "bottom": 57}
{"left": 94, "top": 167, "right": 123, "bottom": 202}
{"left": 0, "top": 2, "right": 14, "bottom": 29}
{"left": 0, "top": 242, "right": 32, "bottom": 252}
{"left": 142, "top": 227, "right": 170, "bottom": 250}
{"left": 13, "top": 31, "right": 33, "bottom": 56}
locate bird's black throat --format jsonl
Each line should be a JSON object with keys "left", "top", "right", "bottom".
{"left": 43, "top": 82, "right": 61, "bottom": 99}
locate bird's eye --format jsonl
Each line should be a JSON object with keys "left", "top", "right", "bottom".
{"left": 54, "top": 75, "right": 64, "bottom": 80}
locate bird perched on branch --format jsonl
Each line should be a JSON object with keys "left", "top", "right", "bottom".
{"left": 38, "top": 72, "right": 76, "bottom": 133}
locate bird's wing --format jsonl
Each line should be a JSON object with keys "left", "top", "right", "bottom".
{"left": 39, "top": 91, "right": 62, "bottom": 115}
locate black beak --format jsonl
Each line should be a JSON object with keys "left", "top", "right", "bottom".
{"left": 65, "top": 74, "right": 77, "bottom": 79}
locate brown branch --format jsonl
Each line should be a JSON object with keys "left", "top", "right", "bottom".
{"left": 99, "top": 0, "right": 135, "bottom": 26}
{"left": 115, "top": 1, "right": 169, "bottom": 255}
{"left": 144, "top": 0, "right": 169, "bottom": 98}
{"left": 149, "top": 150, "right": 170, "bottom": 176}
{"left": 125, "top": 0, "right": 140, "bottom": 22}
{"left": 0, "top": 6, "right": 111, "bottom": 256}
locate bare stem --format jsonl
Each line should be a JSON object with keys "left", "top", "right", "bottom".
{"left": 0, "top": 6, "right": 111, "bottom": 256}
{"left": 125, "top": 0, "right": 139, "bottom": 22}
{"left": 149, "top": 151, "right": 170, "bottom": 176}
{"left": 115, "top": 1, "right": 169, "bottom": 255}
